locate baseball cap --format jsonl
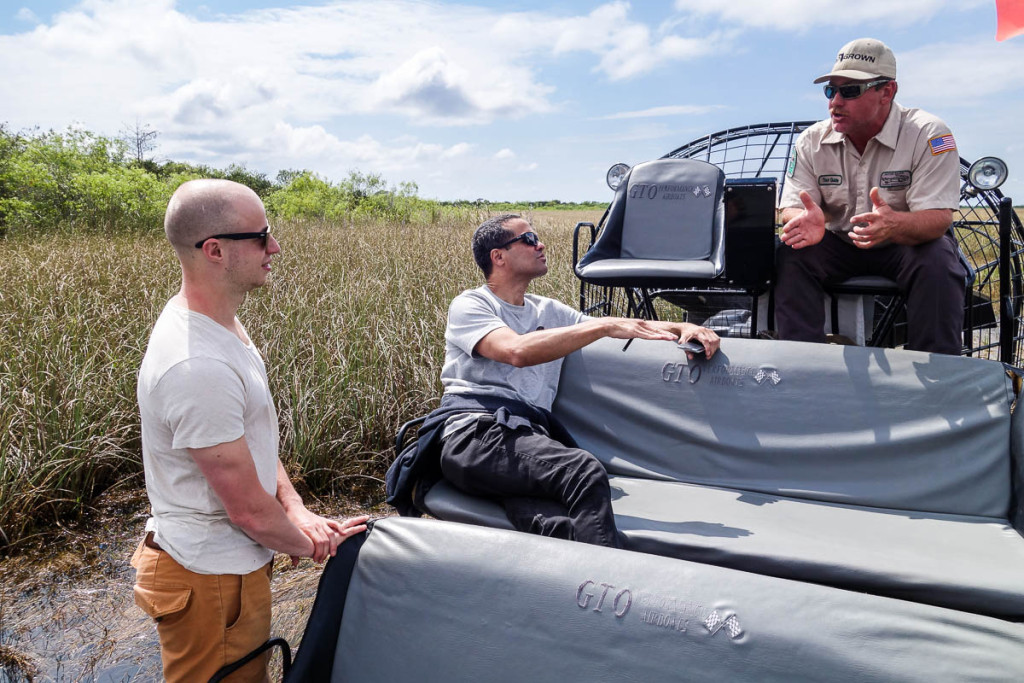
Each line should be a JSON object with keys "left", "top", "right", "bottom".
{"left": 813, "top": 38, "right": 897, "bottom": 84}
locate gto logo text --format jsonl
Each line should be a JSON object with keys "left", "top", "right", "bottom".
{"left": 576, "top": 579, "right": 633, "bottom": 618}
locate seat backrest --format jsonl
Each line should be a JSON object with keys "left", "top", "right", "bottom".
{"left": 553, "top": 337, "right": 1016, "bottom": 519}
{"left": 579, "top": 158, "right": 726, "bottom": 269}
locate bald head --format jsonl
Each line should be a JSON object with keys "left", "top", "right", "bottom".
{"left": 164, "top": 179, "right": 265, "bottom": 254}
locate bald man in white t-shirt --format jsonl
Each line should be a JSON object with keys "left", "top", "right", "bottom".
{"left": 132, "top": 179, "right": 367, "bottom": 682}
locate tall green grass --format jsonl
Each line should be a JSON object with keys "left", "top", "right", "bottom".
{"left": 0, "top": 210, "right": 603, "bottom": 550}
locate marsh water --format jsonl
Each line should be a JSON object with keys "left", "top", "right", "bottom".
{"left": 0, "top": 489, "right": 379, "bottom": 682}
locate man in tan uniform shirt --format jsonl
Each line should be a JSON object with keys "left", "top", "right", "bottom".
{"left": 775, "top": 38, "right": 964, "bottom": 354}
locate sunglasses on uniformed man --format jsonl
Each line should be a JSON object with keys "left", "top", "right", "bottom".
{"left": 499, "top": 231, "right": 540, "bottom": 249}
{"left": 194, "top": 226, "right": 271, "bottom": 249}
{"left": 823, "top": 79, "right": 891, "bottom": 100}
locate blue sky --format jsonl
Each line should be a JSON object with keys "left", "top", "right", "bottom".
{"left": 2, "top": 1, "right": 1022, "bottom": 201}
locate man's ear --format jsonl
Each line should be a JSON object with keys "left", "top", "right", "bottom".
{"left": 881, "top": 80, "right": 897, "bottom": 104}
{"left": 200, "top": 240, "right": 225, "bottom": 262}
{"left": 490, "top": 247, "right": 505, "bottom": 270}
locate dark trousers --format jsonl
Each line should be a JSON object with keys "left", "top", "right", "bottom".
{"left": 439, "top": 415, "right": 622, "bottom": 548}
{"left": 774, "top": 231, "right": 965, "bottom": 355}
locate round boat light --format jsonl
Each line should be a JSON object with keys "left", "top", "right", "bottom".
{"left": 967, "top": 156, "right": 1008, "bottom": 192}
{"left": 606, "top": 163, "right": 630, "bottom": 191}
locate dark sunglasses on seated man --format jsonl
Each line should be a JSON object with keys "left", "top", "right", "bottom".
{"left": 823, "top": 79, "right": 891, "bottom": 100}
{"left": 498, "top": 231, "right": 540, "bottom": 249}
{"left": 194, "top": 226, "right": 270, "bottom": 249}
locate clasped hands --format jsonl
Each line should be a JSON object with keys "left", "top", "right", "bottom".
{"left": 290, "top": 509, "right": 370, "bottom": 566}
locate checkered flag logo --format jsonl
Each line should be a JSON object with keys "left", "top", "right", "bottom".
{"left": 753, "top": 368, "right": 781, "bottom": 386}
{"left": 703, "top": 611, "right": 743, "bottom": 639}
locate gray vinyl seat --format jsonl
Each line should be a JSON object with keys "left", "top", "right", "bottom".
{"left": 425, "top": 475, "right": 1024, "bottom": 619}
{"left": 575, "top": 158, "right": 726, "bottom": 288}
{"left": 322, "top": 517, "right": 1024, "bottom": 682}
{"left": 417, "top": 337, "right": 1024, "bottom": 621}
{"left": 826, "top": 274, "right": 899, "bottom": 294}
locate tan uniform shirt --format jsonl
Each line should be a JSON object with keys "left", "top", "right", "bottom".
{"left": 781, "top": 102, "right": 960, "bottom": 245}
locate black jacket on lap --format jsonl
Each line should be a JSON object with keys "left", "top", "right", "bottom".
{"left": 385, "top": 393, "right": 578, "bottom": 517}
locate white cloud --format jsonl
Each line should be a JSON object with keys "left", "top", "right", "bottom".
{"left": 0, "top": 0, "right": 730, "bottom": 187}
{"left": 599, "top": 104, "right": 727, "bottom": 120}
{"left": 671, "top": 0, "right": 988, "bottom": 31}
{"left": 22, "top": 1, "right": 1014, "bottom": 201}
{"left": 256, "top": 122, "right": 474, "bottom": 172}
{"left": 16, "top": 7, "right": 39, "bottom": 23}
{"left": 0, "top": 0, "right": 577, "bottom": 132}
{"left": 897, "top": 39, "right": 1024, "bottom": 105}
{"left": 442, "top": 143, "right": 473, "bottom": 159}
{"left": 494, "top": 1, "right": 727, "bottom": 81}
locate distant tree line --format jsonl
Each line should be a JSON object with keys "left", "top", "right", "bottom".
{"left": 440, "top": 198, "right": 609, "bottom": 212}
{"left": 2, "top": 123, "right": 607, "bottom": 237}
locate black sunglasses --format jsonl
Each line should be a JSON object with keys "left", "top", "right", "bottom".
{"left": 823, "top": 79, "right": 891, "bottom": 100}
{"left": 194, "top": 226, "right": 270, "bottom": 249}
{"left": 498, "top": 231, "right": 540, "bottom": 249}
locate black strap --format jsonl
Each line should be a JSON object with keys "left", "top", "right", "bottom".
{"left": 208, "top": 636, "right": 292, "bottom": 683}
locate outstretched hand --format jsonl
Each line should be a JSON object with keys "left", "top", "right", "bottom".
{"left": 603, "top": 317, "right": 680, "bottom": 342}
{"left": 779, "top": 191, "right": 826, "bottom": 250}
{"left": 288, "top": 511, "right": 369, "bottom": 566}
{"left": 849, "top": 187, "right": 895, "bottom": 249}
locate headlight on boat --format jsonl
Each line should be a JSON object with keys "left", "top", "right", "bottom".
{"left": 967, "top": 156, "right": 1008, "bottom": 192}
{"left": 606, "top": 163, "right": 630, "bottom": 191}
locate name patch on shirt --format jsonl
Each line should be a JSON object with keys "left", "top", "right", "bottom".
{"left": 879, "top": 170, "right": 912, "bottom": 189}
{"left": 786, "top": 149, "right": 797, "bottom": 178}
{"left": 817, "top": 175, "right": 842, "bottom": 186}
{"left": 928, "top": 134, "right": 956, "bottom": 156}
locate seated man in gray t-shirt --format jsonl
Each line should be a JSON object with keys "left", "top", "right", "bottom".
{"left": 435, "top": 214, "right": 720, "bottom": 547}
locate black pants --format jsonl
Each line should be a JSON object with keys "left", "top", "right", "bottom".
{"left": 439, "top": 415, "right": 621, "bottom": 548}
{"left": 774, "top": 231, "right": 965, "bottom": 355}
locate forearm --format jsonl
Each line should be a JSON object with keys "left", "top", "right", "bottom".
{"left": 274, "top": 460, "right": 370, "bottom": 563}
{"left": 493, "top": 319, "right": 620, "bottom": 367}
{"left": 275, "top": 459, "right": 305, "bottom": 514}
{"left": 230, "top": 491, "right": 315, "bottom": 558}
{"left": 885, "top": 208, "right": 952, "bottom": 245}
{"left": 190, "top": 440, "right": 315, "bottom": 558}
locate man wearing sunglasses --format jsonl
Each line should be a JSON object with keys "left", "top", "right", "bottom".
{"left": 775, "top": 38, "right": 963, "bottom": 355}
{"left": 133, "top": 179, "right": 368, "bottom": 682}
{"left": 387, "top": 214, "right": 718, "bottom": 549}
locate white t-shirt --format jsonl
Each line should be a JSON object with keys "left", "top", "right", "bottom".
{"left": 441, "top": 285, "right": 588, "bottom": 411}
{"left": 137, "top": 301, "right": 278, "bottom": 575}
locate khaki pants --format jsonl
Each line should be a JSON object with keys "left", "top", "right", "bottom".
{"left": 131, "top": 534, "right": 272, "bottom": 683}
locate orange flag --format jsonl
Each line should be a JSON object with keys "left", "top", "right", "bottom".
{"left": 996, "top": 0, "right": 1024, "bottom": 40}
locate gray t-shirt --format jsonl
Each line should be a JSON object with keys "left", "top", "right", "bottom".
{"left": 441, "top": 285, "right": 588, "bottom": 411}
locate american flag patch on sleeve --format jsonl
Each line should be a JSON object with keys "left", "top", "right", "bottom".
{"left": 929, "top": 134, "right": 957, "bottom": 155}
